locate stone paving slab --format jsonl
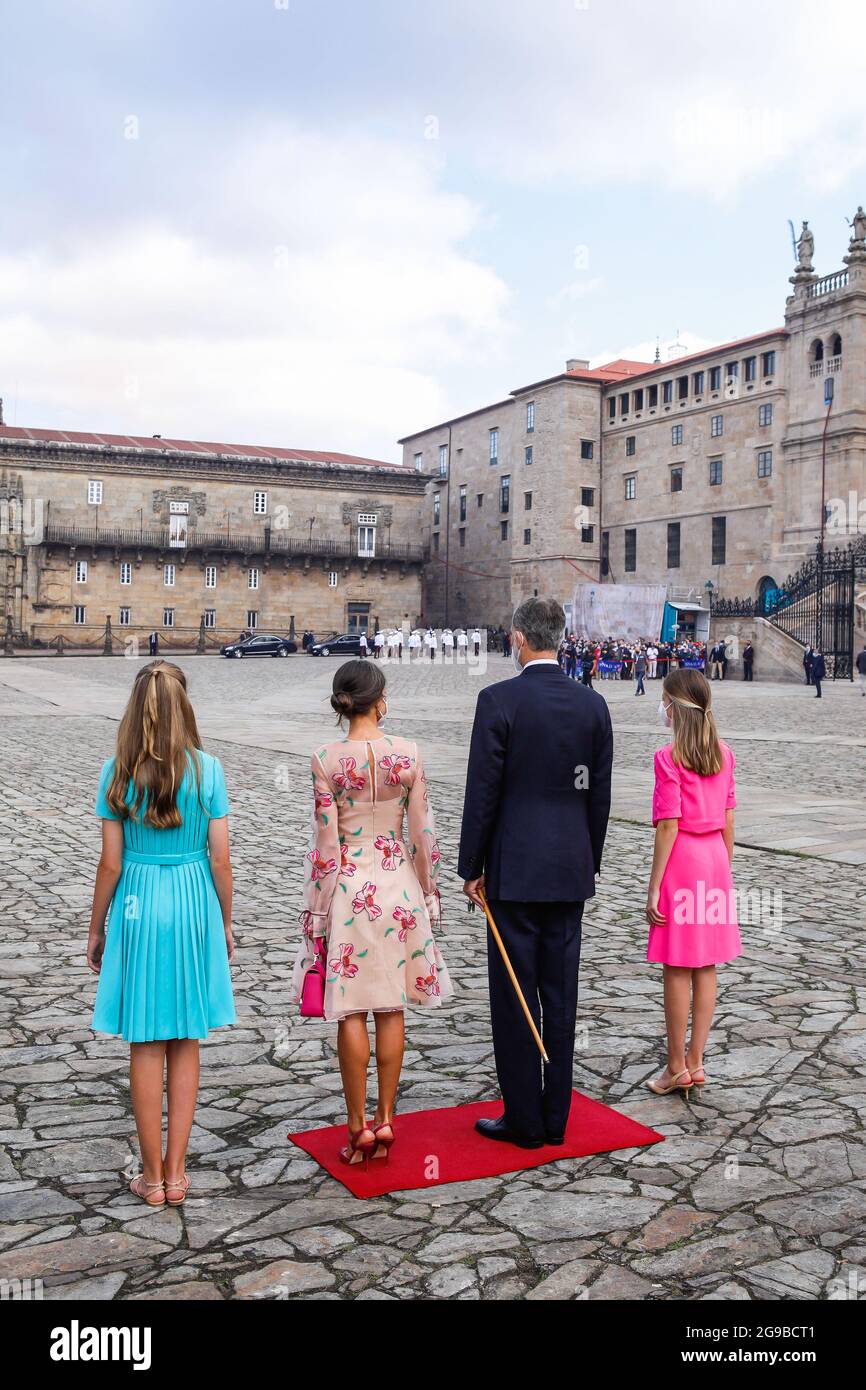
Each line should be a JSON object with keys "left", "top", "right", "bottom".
{"left": 0, "top": 656, "right": 865, "bottom": 1301}
{"left": 3, "top": 656, "right": 865, "bottom": 862}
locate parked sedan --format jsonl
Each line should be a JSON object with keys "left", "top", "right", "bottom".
{"left": 220, "top": 634, "right": 297, "bottom": 658}
{"left": 308, "top": 632, "right": 363, "bottom": 657}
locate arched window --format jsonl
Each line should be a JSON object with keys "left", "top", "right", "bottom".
{"left": 810, "top": 338, "right": 824, "bottom": 363}
{"left": 756, "top": 575, "right": 779, "bottom": 616}
{"left": 831, "top": 333, "right": 842, "bottom": 359}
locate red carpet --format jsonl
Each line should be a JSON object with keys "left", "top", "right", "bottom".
{"left": 288, "top": 1090, "right": 664, "bottom": 1198}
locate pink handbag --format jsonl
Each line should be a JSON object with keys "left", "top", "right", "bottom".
{"left": 300, "top": 938, "right": 327, "bottom": 1018}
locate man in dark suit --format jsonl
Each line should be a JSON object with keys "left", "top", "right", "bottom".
{"left": 742, "top": 641, "right": 754, "bottom": 681}
{"left": 812, "top": 649, "right": 826, "bottom": 698}
{"left": 458, "top": 597, "right": 613, "bottom": 1148}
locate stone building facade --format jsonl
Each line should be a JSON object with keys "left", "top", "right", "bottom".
{"left": 0, "top": 427, "right": 429, "bottom": 647}
{"left": 401, "top": 219, "right": 866, "bottom": 631}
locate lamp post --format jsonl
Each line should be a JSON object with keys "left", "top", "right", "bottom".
{"left": 816, "top": 386, "right": 834, "bottom": 654}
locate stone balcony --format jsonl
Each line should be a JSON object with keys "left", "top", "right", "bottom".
{"left": 806, "top": 269, "right": 849, "bottom": 298}
{"left": 42, "top": 522, "right": 427, "bottom": 567}
{"left": 809, "top": 355, "right": 843, "bottom": 378}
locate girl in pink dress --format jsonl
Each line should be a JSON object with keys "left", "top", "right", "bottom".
{"left": 645, "top": 668, "right": 741, "bottom": 1095}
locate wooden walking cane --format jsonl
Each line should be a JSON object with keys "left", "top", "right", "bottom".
{"left": 478, "top": 891, "right": 549, "bottom": 1063}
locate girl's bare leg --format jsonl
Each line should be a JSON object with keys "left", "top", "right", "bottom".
{"left": 129, "top": 1042, "right": 167, "bottom": 1185}
{"left": 164, "top": 1038, "right": 200, "bottom": 1185}
{"left": 687, "top": 966, "right": 717, "bottom": 1073}
{"left": 662, "top": 964, "right": 692, "bottom": 1078}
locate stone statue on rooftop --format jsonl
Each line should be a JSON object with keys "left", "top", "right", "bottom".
{"left": 847, "top": 206, "right": 866, "bottom": 246}
{"left": 795, "top": 221, "right": 815, "bottom": 273}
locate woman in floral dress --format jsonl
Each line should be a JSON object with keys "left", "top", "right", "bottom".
{"left": 290, "top": 660, "right": 453, "bottom": 1166}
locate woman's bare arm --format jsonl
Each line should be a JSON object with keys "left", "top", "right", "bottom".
{"left": 722, "top": 807, "right": 735, "bottom": 864}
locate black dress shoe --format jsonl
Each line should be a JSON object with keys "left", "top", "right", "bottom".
{"left": 544, "top": 1135, "right": 565, "bottom": 1146}
{"left": 475, "top": 1117, "right": 544, "bottom": 1149}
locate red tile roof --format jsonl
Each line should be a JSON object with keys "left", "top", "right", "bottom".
{"left": 0, "top": 424, "right": 404, "bottom": 471}
{"left": 590, "top": 329, "right": 788, "bottom": 385}
{"left": 564, "top": 358, "right": 654, "bottom": 383}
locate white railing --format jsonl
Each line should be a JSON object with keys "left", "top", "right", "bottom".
{"left": 807, "top": 270, "right": 848, "bottom": 298}
{"left": 809, "top": 355, "right": 843, "bottom": 377}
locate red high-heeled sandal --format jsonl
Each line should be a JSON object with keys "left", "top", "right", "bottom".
{"left": 370, "top": 1120, "right": 396, "bottom": 1163}
{"left": 339, "top": 1126, "right": 377, "bottom": 1169}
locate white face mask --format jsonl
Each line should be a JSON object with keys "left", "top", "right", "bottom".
{"left": 511, "top": 638, "right": 524, "bottom": 674}
{"left": 658, "top": 699, "right": 672, "bottom": 727}
{"left": 376, "top": 700, "right": 388, "bottom": 726}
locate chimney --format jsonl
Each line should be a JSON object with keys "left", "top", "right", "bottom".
{"left": 566, "top": 358, "right": 590, "bottom": 372}
{"left": 0, "top": 398, "right": 4, "bottom": 425}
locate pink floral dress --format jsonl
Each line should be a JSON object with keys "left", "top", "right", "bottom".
{"left": 290, "top": 735, "right": 453, "bottom": 1022}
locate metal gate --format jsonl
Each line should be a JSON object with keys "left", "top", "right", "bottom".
{"left": 765, "top": 548, "right": 855, "bottom": 680}
{"left": 713, "top": 543, "right": 856, "bottom": 680}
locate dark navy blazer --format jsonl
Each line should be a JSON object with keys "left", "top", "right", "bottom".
{"left": 457, "top": 662, "right": 613, "bottom": 902}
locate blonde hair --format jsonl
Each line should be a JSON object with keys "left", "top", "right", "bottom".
{"left": 663, "top": 667, "right": 724, "bottom": 777}
{"left": 106, "top": 661, "right": 203, "bottom": 827}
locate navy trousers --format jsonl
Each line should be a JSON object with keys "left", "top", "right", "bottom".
{"left": 486, "top": 899, "right": 584, "bottom": 1140}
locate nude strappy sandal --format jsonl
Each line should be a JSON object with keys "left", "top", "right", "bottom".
{"left": 164, "top": 1174, "right": 190, "bottom": 1206}
{"left": 646, "top": 1068, "right": 693, "bottom": 1095}
{"left": 129, "top": 1174, "right": 166, "bottom": 1207}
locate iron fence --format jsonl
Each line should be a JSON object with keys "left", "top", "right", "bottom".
{"left": 43, "top": 523, "right": 426, "bottom": 565}
{"left": 711, "top": 542, "right": 857, "bottom": 679}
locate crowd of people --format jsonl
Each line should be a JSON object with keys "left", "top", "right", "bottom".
{"left": 556, "top": 635, "right": 708, "bottom": 690}
{"left": 368, "top": 627, "right": 486, "bottom": 658}
{"left": 297, "top": 624, "right": 768, "bottom": 686}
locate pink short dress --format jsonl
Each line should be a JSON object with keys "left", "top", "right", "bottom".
{"left": 647, "top": 740, "right": 742, "bottom": 967}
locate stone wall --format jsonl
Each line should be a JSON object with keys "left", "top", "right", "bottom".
{"left": 709, "top": 615, "right": 808, "bottom": 683}
{"left": 1, "top": 440, "right": 428, "bottom": 640}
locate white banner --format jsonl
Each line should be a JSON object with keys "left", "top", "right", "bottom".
{"left": 571, "top": 581, "right": 667, "bottom": 642}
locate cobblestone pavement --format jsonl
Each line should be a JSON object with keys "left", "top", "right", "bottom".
{"left": 1, "top": 655, "right": 865, "bottom": 1301}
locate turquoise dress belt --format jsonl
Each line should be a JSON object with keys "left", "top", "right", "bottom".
{"left": 123, "top": 848, "right": 209, "bottom": 866}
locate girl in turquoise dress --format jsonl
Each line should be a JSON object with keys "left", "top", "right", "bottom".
{"left": 86, "top": 661, "right": 235, "bottom": 1208}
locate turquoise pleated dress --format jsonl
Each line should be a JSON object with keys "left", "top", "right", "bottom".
{"left": 91, "top": 751, "right": 236, "bottom": 1042}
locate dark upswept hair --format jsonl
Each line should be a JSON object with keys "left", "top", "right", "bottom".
{"left": 663, "top": 667, "right": 724, "bottom": 777}
{"left": 106, "top": 661, "right": 203, "bottom": 827}
{"left": 330, "top": 659, "right": 386, "bottom": 723}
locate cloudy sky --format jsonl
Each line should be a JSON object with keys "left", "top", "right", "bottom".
{"left": 2, "top": 0, "right": 866, "bottom": 460}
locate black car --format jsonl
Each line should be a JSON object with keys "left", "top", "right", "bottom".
{"left": 220, "top": 634, "right": 297, "bottom": 658}
{"left": 308, "top": 632, "right": 363, "bottom": 657}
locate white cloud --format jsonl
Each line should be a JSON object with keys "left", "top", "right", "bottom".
{"left": 0, "top": 130, "right": 509, "bottom": 458}
{"left": 590, "top": 332, "right": 719, "bottom": 370}
{"left": 439, "top": 0, "right": 866, "bottom": 199}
